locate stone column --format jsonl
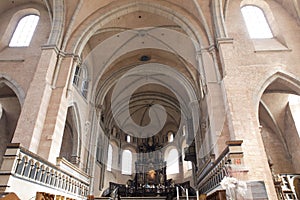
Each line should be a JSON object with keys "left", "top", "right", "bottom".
{"left": 37, "top": 55, "right": 74, "bottom": 163}
{"left": 218, "top": 38, "right": 277, "bottom": 199}
{"left": 12, "top": 47, "right": 58, "bottom": 153}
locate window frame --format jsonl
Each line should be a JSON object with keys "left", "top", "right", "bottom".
{"left": 72, "top": 64, "right": 90, "bottom": 99}
{"left": 241, "top": 5, "right": 273, "bottom": 39}
{"left": 9, "top": 14, "right": 40, "bottom": 47}
{"left": 166, "top": 148, "right": 179, "bottom": 175}
{"left": 121, "top": 149, "right": 132, "bottom": 175}
{"left": 107, "top": 144, "right": 113, "bottom": 171}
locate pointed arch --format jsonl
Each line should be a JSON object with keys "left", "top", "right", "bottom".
{"left": 255, "top": 70, "right": 300, "bottom": 119}
{"left": 60, "top": 104, "right": 82, "bottom": 164}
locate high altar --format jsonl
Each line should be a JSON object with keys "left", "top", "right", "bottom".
{"left": 109, "top": 137, "right": 176, "bottom": 198}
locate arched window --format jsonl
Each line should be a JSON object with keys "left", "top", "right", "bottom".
{"left": 122, "top": 150, "right": 132, "bottom": 175}
{"left": 166, "top": 149, "right": 179, "bottom": 175}
{"left": 168, "top": 132, "right": 174, "bottom": 143}
{"left": 241, "top": 5, "right": 273, "bottom": 39}
{"left": 73, "top": 65, "right": 89, "bottom": 99}
{"left": 182, "top": 125, "right": 186, "bottom": 136}
{"left": 126, "top": 135, "right": 131, "bottom": 143}
{"left": 9, "top": 15, "right": 39, "bottom": 47}
{"left": 107, "top": 144, "right": 112, "bottom": 171}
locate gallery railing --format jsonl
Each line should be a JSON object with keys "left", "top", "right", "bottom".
{"left": 275, "top": 174, "right": 300, "bottom": 200}
{"left": 197, "top": 140, "right": 245, "bottom": 194}
{"left": 0, "top": 143, "right": 90, "bottom": 199}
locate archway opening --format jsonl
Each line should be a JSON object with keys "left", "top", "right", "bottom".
{"left": 0, "top": 82, "right": 21, "bottom": 166}
{"left": 60, "top": 106, "right": 80, "bottom": 165}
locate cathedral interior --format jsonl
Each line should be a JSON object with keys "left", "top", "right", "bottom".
{"left": 0, "top": 0, "right": 300, "bottom": 199}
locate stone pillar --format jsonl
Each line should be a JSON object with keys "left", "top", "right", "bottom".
{"left": 12, "top": 47, "right": 58, "bottom": 153}
{"left": 37, "top": 56, "right": 74, "bottom": 163}
{"left": 217, "top": 38, "right": 277, "bottom": 199}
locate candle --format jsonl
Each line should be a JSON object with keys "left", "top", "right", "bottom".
{"left": 176, "top": 186, "right": 179, "bottom": 200}
{"left": 196, "top": 190, "right": 199, "bottom": 200}
{"left": 186, "top": 188, "right": 189, "bottom": 200}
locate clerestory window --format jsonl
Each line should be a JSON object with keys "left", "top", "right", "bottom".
{"left": 241, "top": 5, "right": 273, "bottom": 39}
{"left": 73, "top": 65, "right": 89, "bottom": 99}
{"left": 107, "top": 144, "right": 113, "bottom": 171}
{"left": 166, "top": 148, "right": 179, "bottom": 175}
{"left": 122, "top": 150, "right": 132, "bottom": 175}
{"left": 9, "top": 15, "right": 39, "bottom": 47}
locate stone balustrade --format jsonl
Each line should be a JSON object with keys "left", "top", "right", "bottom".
{"left": 0, "top": 143, "right": 90, "bottom": 199}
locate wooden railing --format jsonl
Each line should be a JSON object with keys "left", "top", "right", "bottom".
{"left": 0, "top": 143, "right": 90, "bottom": 199}
{"left": 197, "top": 141, "right": 245, "bottom": 194}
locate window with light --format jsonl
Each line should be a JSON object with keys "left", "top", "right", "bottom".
{"left": 107, "top": 144, "right": 112, "bottom": 171}
{"left": 73, "top": 65, "right": 89, "bottom": 99}
{"left": 241, "top": 5, "right": 273, "bottom": 39}
{"left": 9, "top": 15, "right": 39, "bottom": 47}
{"left": 122, "top": 150, "right": 132, "bottom": 175}
{"left": 166, "top": 148, "right": 179, "bottom": 175}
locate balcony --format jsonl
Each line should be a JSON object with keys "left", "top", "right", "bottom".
{"left": 274, "top": 174, "right": 300, "bottom": 199}
{"left": 0, "top": 143, "right": 90, "bottom": 200}
{"left": 197, "top": 140, "right": 246, "bottom": 195}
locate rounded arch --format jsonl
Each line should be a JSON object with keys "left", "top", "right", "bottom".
{"left": 163, "top": 145, "right": 179, "bottom": 161}
{"left": 121, "top": 144, "right": 137, "bottom": 154}
{"left": 164, "top": 147, "right": 180, "bottom": 175}
{"left": 240, "top": 0, "right": 287, "bottom": 45}
{"left": 94, "top": 49, "right": 198, "bottom": 109}
{"left": 0, "top": 7, "right": 40, "bottom": 48}
{"left": 121, "top": 149, "right": 133, "bottom": 175}
{"left": 66, "top": 0, "right": 213, "bottom": 54}
{"left": 47, "top": 0, "right": 64, "bottom": 46}
{"left": 0, "top": 74, "right": 25, "bottom": 106}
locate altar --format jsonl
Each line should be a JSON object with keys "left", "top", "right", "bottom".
{"left": 104, "top": 137, "right": 194, "bottom": 198}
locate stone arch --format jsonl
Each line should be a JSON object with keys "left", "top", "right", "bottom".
{"left": 66, "top": 0, "right": 213, "bottom": 54}
{"left": 0, "top": 76, "right": 23, "bottom": 167}
{"left": 0, "top": 7, "right": 41, "bottom": 49}
{"left": 0, "top": 74, "right": 25, "bottom": 106}
{"left": 255, "top": 70, "right": 300, "bottom": 114}
{"left": 164, "top": 146, "right": 180, "bottom": 175}
{"left": 240, "top": 0, "right": 287, "bottom": 45}
{"left": 60, "top": 104, "right": 81, "bottom": 165}
{"left": 256, "top": 70, "right": 300, "bottom": 174}
{"left": 47, "top": 0, "right": 64, "bottom": 46}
